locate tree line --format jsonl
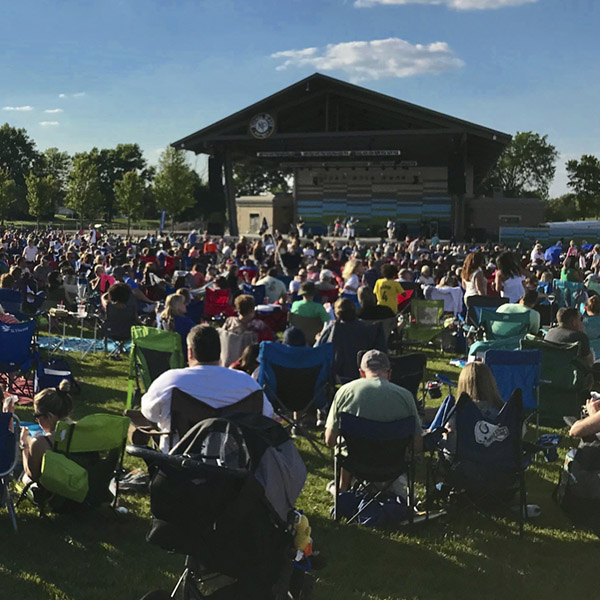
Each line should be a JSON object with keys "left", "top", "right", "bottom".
{"left": 481, "top": 131, "right": 600, "bottom": 221}
{"left": 0, "top": 123, "right": 225, "bottom": 232}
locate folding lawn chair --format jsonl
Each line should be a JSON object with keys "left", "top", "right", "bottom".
{"left": 468, "top": 308, "right": 530, "bottom": 357}
{"left": 587, "top": 280, "right": 600, "bottom": 297}
{"left": 0, "top": 289, "right": 25, "bottom": 321}
{"left": 126, "top": 387, "right": 264, "bottom": 450}
{"left": 289, "top": 312, "right": 324, "bottom": 346}
{"left": 368, "top": 316, "right": 397, "bottom": 346}
{"left": 553, "top": 279, "right": 586, "bottom": 309}
{"left": 203, "top": 288, "right": 235, "bottom": 318}
{"left": 101, "top": 303, "right": 138, "bottom": 357}
{"left": 428, "top": 390, "right": 528, "bottom": 537}
{"left": 258, "top": 341, "right": 333, "bottom": 455}
{"left": 242, "top": 283, "right": 267, "bottom": 306}
{"left": 396, "top": 289, "right": 414, "bottom": 314}
{"left": 0, "top": 412, "right": 20, "bottom": 531}
{"left": 520, "top": 335, "right": 591, "bottom": 426}
{"left": 218, "top": 328, "right": 258, "bottom": 368}
{"left": 583, "top": 315, "right": 600, "bottom": 360}
{"left": 316, "top": 319, "right": 386, "bottom": 383}
{"left": 18, "top": 413, "right": 130, "bottom": 514}
{"left": 318, "top": 287, "right": 339, "bottom": 305}
{"left": 484, "top": 349, "right": 542, "bottom": 425}
{"left": 403, "top": 299, "right": 445, "bottom": 349}
{"left": 0, "top": 320, "right": 39, "bottom": 401}
{"left": 126, "top": 326, "right": 185, "bottom": 410}
{"left": 333, "top": 413, "right": 416, "bottom": 525}
{"left": 389, "top": 353, "right": 427, "bottom": 412}
{"left": 464, "top": 295, "right": 509, "bottom": 329}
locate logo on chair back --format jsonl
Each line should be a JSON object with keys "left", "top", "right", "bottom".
{"left": 474, "top": 421, "right": 509, "bottom": 447}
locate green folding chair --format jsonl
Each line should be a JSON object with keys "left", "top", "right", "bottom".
{"left": 404, "top": 300, "right": 444, "bottom": 347}
{"left": 19, "top": 413, "right": 130, "bottom": 512}
{"left": 469, "top": 308, "right": 531, "bottom": 357}
{"left": 126, "top": 326, "right": 185, "bottom": 410}
{"left": 520, "top": 335, "right": 592, "bottom": 426}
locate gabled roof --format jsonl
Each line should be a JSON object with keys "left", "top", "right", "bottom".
{"left": 172, "top": 72, "right": 511, "bottom": 153}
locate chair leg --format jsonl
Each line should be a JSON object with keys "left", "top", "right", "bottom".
{"left": 4, "top": 484, "right": 18, "bottom": 533}
{"left": 333, "top": 454, "right": 339, "bottom": 521}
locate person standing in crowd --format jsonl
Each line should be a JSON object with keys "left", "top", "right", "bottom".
{"left": 494, "top": 251, "right": 526, "bottom": 303}
{"left": 461, "top": 251, "right": 487, "bottom": 299}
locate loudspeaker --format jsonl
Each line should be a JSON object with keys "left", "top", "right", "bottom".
{"left": 207, "top": 222, "right": 224, "bottom": 236}
{"left": 208, "top": 157, "right": 224, "bottom": 195}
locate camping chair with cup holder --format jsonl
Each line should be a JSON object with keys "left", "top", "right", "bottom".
{"left": 288, "top": 313, "right": 325, "bottom": 346}
{"left": 403, "top": 299, "right": 445, "bottom": 351}
{"left": 468, "top": 308, "right": 531, "bottom": 358}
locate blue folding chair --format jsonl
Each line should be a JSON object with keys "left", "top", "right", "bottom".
{"left": 0, "top": 289, "right": 25, "bottom": 321}
{"left": 333, "top": 413, "right": 416, "bottom": 525}
{"left": 258, "top": 341, "right": 333, "bottom": 455}
{"left": 437, "top": 390, "right": 527, "bottom": 536}
{"left": 0, "top": 412, "right": 20, "bottom": 531}
{"left": 553, "top": 279, "right": 586, "bottom": 309}
{"left": 0, "top": 320, "right": 39, "bottom": 399}
{"left": 484, "top": 350, "right": 542, "bottom": 413}
{"left": 242, "top": 283, "right": 267, "bottom": 306}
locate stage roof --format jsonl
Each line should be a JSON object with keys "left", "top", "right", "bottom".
{"left": 172, "top": 73, "right": 511, "bottom": 187}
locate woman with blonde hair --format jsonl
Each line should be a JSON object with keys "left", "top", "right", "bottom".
{"left": 445, "top": 363, "right": 504, "bottom": 453}
{"left": 159, "top": 293, "right": 195, "bottom": 353}
{"left": 341, "top": 258, "right": 363, "bottom": 296}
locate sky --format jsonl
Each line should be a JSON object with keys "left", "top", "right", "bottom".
{"left": 1, "top": 0, "right": 599, "bottom": 196}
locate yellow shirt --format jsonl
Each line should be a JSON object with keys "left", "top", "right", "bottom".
{"left": 373, "top": 279, "right": 405, "bottom": 313}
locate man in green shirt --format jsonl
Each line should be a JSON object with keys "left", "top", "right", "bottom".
{"left": 291, "top": 281, "right": 331, "bottom": 324}
{"left": 325, "top": 350, "right": 422, "bottom": 492}
{"left": 496, "top": 289, "right": 540, "bottom": 334}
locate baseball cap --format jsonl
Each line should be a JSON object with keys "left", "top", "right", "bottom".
{"left": 358, "top": 349, "right": 391, "bottom": 372}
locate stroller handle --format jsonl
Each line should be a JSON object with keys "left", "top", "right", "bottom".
{"left": 126, "top": 445, "right": 249, "bottom": 478}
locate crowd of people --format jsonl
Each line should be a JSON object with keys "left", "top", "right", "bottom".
{"left": 5, "top": 223, "right": 600, "bottom": 516}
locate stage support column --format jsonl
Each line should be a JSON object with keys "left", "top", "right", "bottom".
{"left": 223, "top": 152, "right": 239, "bottom": 237}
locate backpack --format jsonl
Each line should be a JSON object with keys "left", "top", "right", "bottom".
{"left": 555, "top": 442, "right": 600, "bottom": 530}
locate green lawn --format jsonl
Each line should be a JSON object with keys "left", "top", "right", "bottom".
{"left": 2, "top": 350, "right": 597, "bottom": 600}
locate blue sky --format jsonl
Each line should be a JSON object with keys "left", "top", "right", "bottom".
{"left": 1, "top": 0, "right": 598, "bottom": 195}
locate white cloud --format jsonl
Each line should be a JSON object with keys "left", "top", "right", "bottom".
{"left": 271, "top": 37, "right": 464, "bottom": 82}
{"left": 58, "top": 92, "right": 86, "bottom": 99}
{"left": 44, "top": 108, "right": 63, "bottom": 114}
{"left": 39, "top": 121, "right": 59, "bottom": 127}
{"left": 2, "top": 105, "right": 33, "bottom": 111}
{"left": 354, "top": 0, "right": 538, "bottom": 9}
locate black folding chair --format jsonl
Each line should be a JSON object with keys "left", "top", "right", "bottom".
{"left": 333, "top": 413, "right": 416, "bottom": 525}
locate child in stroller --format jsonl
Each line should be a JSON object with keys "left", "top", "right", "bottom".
{"left": 129, "top": 412, "right": 314, "bottom": 600}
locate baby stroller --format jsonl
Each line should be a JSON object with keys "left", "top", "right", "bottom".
{"left": 128, "top": 412, "right": 314, "bottom": 600}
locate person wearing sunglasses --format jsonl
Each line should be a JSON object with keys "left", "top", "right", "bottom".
{"left": 21, "top": 380, "right": 73, "bottom": 482}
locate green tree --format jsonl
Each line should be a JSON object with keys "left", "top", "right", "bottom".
{"left": 0, "top": 168, "right": 17, "bottom": 224}
{"left": 545, "top": 193, "right": 577, "bottom": 222}
{"left": 76, "top": 143, "right": 149, "bottom": 222}
{"left": 40, "top": 147, "right": 71, "bottom": 200}
{"left": 66, "top": 157, "right": 103, "bottom": 227}
{"left": 114, "top": 170, "right": 145, "bottom": 235}
{"left": 482, "top": 131, "right": 558, "bottom": 200}
{"left": 153, "top": 147, "right": 195, "bottom": 230}
{"left": 26, "top": 172, "right": 59, "bottom": 225}
{"left": 566, "top": 154, "right": 600, "bottom": 218}
{"left": 233, "top": 161, "right": 291, "bottom": 196}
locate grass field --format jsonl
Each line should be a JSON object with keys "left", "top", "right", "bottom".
{"left": 2, "top": 349, "right": 597, "bottom": 600}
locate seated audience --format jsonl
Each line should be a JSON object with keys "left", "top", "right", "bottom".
{"left": 496, "top": 289, "right": 541, "bottom": 334}
{"left": 21, "top": 380, "right": 73, "bottom": 483}
{"left": 545, "top": 307, "right": 594, "bottom": 367}
{"left": 223, "top": 294, "right": 274, "bottom": 342}
{"left": 325, "top": 350, "right": 422, "bottom": 492}
{"left": 159, "top": 293, "right": 195, "bottom": 353}
{"left": 291, "top": 281, "right": 330, "bottom": 324}
{"left": 358, "top": 286, "right": 395, "bottom": 321}
{"left": 141, "top": 325, "right": 273, "bottom": 450}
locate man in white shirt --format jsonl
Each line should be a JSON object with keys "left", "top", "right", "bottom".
{"left": 141, "top": 324, "right": 274, "bottom": 451}
{"left": 22, "top": 239, "right": 38, "bottom": 264}
{"left": 255, "top": 268, "right": 287, "bottom": 303}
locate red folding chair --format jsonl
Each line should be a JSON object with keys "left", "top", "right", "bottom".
{"left": 203, "top": 288, "right": 235, "bottom": 318}
{"left": 318, "top": 287, "right": 339, "bottom": 305}
{"left": 397, "top": 289, "right": 414, "bottom": 314}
